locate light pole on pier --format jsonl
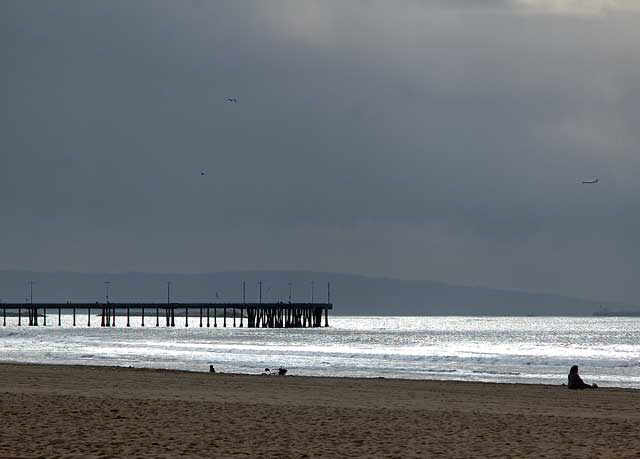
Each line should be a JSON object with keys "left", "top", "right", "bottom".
{"left": 288, "top": 282, "right": 292, "bottom": 304}
{"left": 167, "top": 281, "right": 172, "bottom": 304}
{"left": 258, "top": 281, "right": 262, "bottom": 304}
{"left": 104, "top": 281, "right": 111, "bottom": 304}
{"left": 311, "top": 281, "right": 314, "bottom": 304}
{"left": 28, "top": 280, "right": 36, "bottom": 304}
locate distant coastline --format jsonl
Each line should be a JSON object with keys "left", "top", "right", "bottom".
{"left": 593, "top": 310, "right": 640, "bottom": 317}
{"left": 1, "top": 269, "right": 638, "bottom": 316}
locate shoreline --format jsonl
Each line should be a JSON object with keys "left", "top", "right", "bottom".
{"left": 2, "top": 359, "right": 637, "bottom": 390}
{"left": 1, "top": 359, "right": 634, "bottom": 390}
{"left": 1, "top": 362, "right": 640, "bottom": 458}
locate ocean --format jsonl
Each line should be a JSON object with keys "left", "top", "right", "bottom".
{"left": 1, "top": 315, "right": 639, "bottom": 388}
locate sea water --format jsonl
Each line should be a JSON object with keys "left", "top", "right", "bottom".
{"left": 1, "top": 315, "right": 639, "bottom": 388}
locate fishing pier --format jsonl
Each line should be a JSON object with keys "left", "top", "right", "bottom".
{"left": 0, "top": 302, "right": 333, "bottom": 328}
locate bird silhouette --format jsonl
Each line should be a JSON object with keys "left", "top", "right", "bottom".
{"left": 226, "top": 97, "right": 238, "bottom": 103}
{"left": 581, "top": 178, "right": 599, "bottom": 184}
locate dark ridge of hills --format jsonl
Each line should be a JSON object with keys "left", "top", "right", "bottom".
{"left": 0, "top": 270, "right": 632, "bottom": 316}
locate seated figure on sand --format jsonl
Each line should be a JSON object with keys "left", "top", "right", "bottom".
{"left": 568, "top": 365, "right": 597, "bottom": 389}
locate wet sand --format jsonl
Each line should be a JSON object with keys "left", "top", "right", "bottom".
{"left": 1, "top": 363, "right": 639, "bottom": 458}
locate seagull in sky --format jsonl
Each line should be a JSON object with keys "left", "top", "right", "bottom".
{"left": 226, "top": 97, "right": 238, "bottom": 103}
{"left": 581, "top": 178, "right": 599, "bottom": 184}
{"left": 200, "top": 169, "right": 208, "bottom": 176}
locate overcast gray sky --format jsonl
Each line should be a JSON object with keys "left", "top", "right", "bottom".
{"left": 1, "top": 0, "right": 639, "bottom": 303}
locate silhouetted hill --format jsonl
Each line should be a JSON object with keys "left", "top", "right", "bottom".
{"left": 0, "top": 270, "right": 631, "bottom": 316}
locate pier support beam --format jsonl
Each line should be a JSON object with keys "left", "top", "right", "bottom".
{"left": 0, "top": 303, "right": 332, "bottom": 329}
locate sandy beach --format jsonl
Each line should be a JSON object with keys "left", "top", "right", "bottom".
{"left": 1, "top": 363, "right": 639, "bottom": 458}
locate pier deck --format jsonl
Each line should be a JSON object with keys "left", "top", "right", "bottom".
{"left": 0, "top": 303, "right": 333, "bottom": 328}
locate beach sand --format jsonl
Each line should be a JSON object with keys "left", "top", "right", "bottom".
{"left": 1, "top": 363, "right": 639, "bottom": 458}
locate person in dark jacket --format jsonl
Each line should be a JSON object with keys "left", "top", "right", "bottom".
{"left": 568, "top": 365, "right": 597, "bottom": 389}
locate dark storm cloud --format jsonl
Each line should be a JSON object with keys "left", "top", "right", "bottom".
{"left": 1, "top": 0, "right": 640, "bottom": 302}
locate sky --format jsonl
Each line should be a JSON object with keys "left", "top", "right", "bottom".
{"left": 1, "top": 0, "right": 640, "bottom": 304}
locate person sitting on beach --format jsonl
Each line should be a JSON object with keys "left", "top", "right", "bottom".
{"left": 209, "top": 365, "right": 215, "bottom": 373}
{"left": 568, "top": 365, "right": 597, "bottom": 389}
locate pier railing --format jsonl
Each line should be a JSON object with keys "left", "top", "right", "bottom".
{"left": 0, "top": 303, "right": 333, "bottom": 328}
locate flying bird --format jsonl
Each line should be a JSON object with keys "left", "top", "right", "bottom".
{"left": 581, "top": 178, "right": 599, "bottom": 184}
{"left": 200, "top": 169, "right": 208, "bottom": 176}
{"left": 226, "top": 97, "right": 238, "bottom": 103}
